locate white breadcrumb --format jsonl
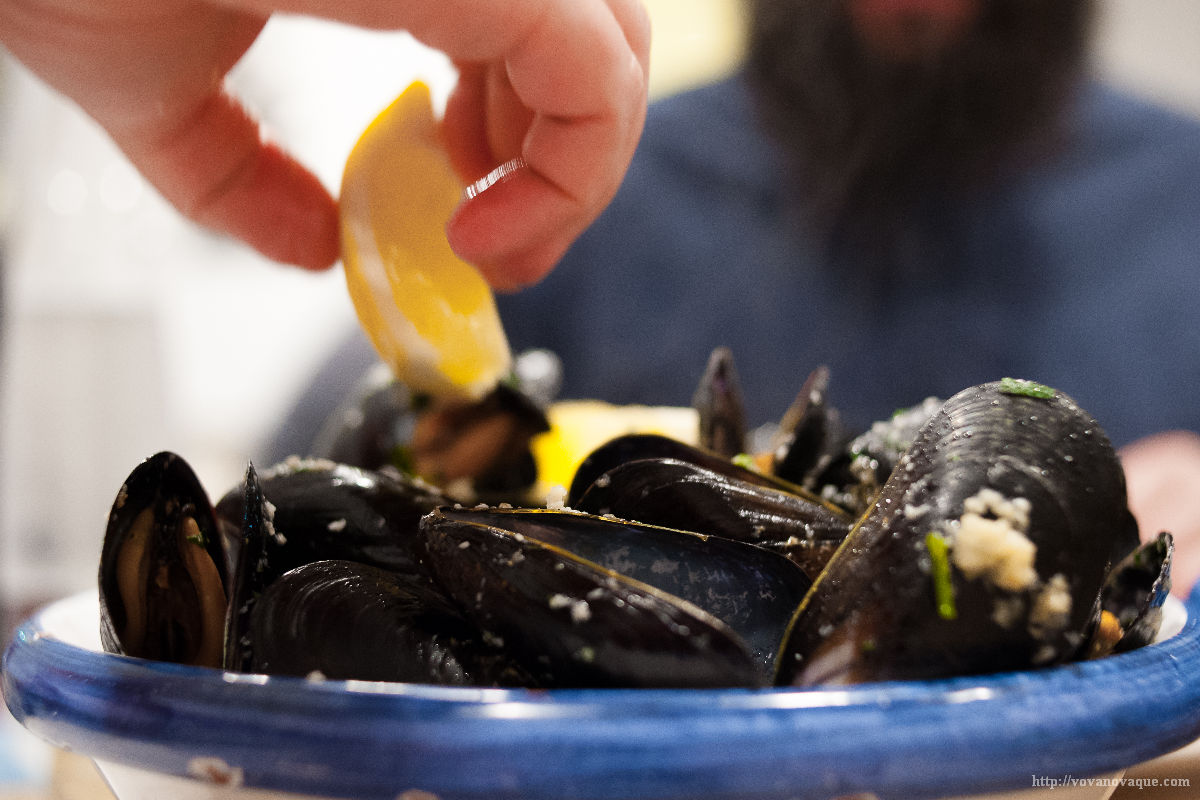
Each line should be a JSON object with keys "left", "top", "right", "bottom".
{"left": 950, "top": 488, "right": 1037, "bottom": 592}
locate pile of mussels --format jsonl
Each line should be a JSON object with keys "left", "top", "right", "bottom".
{"left": 98, "top": 349, "right": 1174, "bottom": 688}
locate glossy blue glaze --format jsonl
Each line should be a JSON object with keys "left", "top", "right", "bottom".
{"left": 5, "top": 590, "right": 1200, "bottom": 800}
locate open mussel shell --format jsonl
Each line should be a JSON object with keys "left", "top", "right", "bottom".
{"left": 780, "top": 380, "right": 1140, "bottom": 686}
{"left": 573, "top": 457, "right": 851, "bottom": 579}
{"left": 407, "top": 381, "right": 550, "bottom": 502}
{"left": 247, "top": 559, "right": 532, "bottom": 686}
{"left": 769, "top": 365, "right": 846, "bottom": 488}
{"left": 311, "top": 351, "right": 560, "bottom": 500}
{"left": 98, "top": 451, "right": 228, "bottom": 668}
{"left": 1101, "top": 531, "right": 1174, "bottom": 654}
{"left": 691, "top": 345, "right": 747, "bottom": 458}
{"left": 311, "top": 362, "right": 419, "bottom": 473}
{"left": 421, "top": 507, "right": 810, "bottom": 687}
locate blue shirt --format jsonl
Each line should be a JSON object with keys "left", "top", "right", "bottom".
{"left": 493, "top": 75, "right": 1200, "bottom": 447}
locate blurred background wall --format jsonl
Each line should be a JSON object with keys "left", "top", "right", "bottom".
{"left": 0, "top": 0, "right": 1197, "bottom": 621}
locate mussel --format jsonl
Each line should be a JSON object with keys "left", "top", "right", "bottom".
{"left": 572, "top": 457, "right": 852, "bottom": 579}
{"left": 779, "top": 379, "right": 1142, "bottom": 685}
{"left": 768, "top": 365, "right": 844, "bottom": 488}
{"left": 246, "top": 559, "right": 533, "bottom": 685}
{"left": 567, "top": 432, "right": 819, "bottom": 505}
{"left": 217, "top": 459, "right": 449, "bottom": 672}
{"left": 420, "top": 506, "right": 812, "bottom": 687}
{"left": 98, "top": 451, "right": 229, "bottom": 667}
{"left": 311, "top": 351, "right": 558, "bottom": 503}
{"left": 214, "top": 457, "right": 447, "bottom": 583}
{"left": 95, "top": 366, "right": 1174, "bottom": 692}
{"left": 691, "top": 345, "right": 747, "bottom": 458}
{"left": 1100, "top": 530, "right": 1174, "bottom": 654}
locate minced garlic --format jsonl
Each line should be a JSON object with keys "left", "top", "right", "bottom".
{"left": 950, "top": 488, "right": 1037, "bottom": 592}
{"left": 1029, "top": 573, "right": 1073, "bottom": 638}
{"left": 545, "top": 484, "right": 569, "bottom": 510}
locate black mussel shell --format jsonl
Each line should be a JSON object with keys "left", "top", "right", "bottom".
{"left": 247, "top": 559, "right": 533, "bottom": 685}
{"left": 432, "top": 507, "right": 812, "bottom": 673}
{"left": 408, "top": 381, "right": 550, "bottom": 501}
{"left": 573, "top": 457, "right": 851, "bottom": 579}
{"left": 311, "top": 363, "right": 419, "bottom": 473}
{"left": 1101, "top": 531, "right": 1174, "bottom": 654}
{"left": 780, "top": 380, "right": 1140, "bottom": 686}
{"left": 421, "top": 507, "right": 803, "bottom": 687}
{"left": 770, "top": 365, "right": 846, "bottom": 488}
{"left": 215, "top": 458, "right": 446, "bottom": 583}
{"left": 691, "top": 346, "right": 747, "bottom": 458}
{"left": 219, "top": 460, "right": 446, "bottom": 672}
{"left": 223, "top": 462, "right": 272, "bottom": 672}
{"left": 567, "top": 432, "right": 821, "bottom": 507}
{"left": 310, "top": 352, "right": 558, "bottom": 503}
{"left": 98, "top": 451, "right": 228, "bottom": 667}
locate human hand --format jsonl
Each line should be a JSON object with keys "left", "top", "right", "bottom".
{"left": 1120, "top": 430, "right": 1200, "bottom": 596}
{"left": 0, "top": 0, "right": 650, "bottom": 287}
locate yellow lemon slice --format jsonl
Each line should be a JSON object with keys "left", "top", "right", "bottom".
{"left": 340, "top": 81, "right": 512, "bottom": 400}
{"left": 531, "top": 400, "right": 700, "bottom": 493}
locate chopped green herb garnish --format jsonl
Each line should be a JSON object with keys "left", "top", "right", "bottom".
{"left": 499, "top": 370, "right": 522, "bottom": 391}
{"left": 732, "top": 453, "right": 757, "bottom": 471}
{"left": 999, "top": 377, "right": 1056, "bottom": 400}
{"left": 925, "top": 531, "right": 958, "bottom": 621}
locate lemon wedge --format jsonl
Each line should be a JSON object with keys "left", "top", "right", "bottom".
{"left": 531, "top": 400, "right": 700, "bottom": 492}
{"left": 339, "top": 81, "right": 512, "bottom": 400}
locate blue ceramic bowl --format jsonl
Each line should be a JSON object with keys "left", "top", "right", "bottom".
{"left": 5, "top": 589, "right": 1200, "bottom": 800}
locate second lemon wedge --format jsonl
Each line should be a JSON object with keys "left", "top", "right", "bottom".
{"left": 340, "top": 81, "right": 512, "bottom": 400}
{"left": 531, "top": 400, "right": 700, "bottom": 494}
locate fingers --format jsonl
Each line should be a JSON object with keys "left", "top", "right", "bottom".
{"left": 445, "top": 110, "right": 626, "bottom": 289}
{"left": 443, "top": 0, "right": 650, "bottom": 287}
{"left": 117, "top": 89, "right": 340, "bottom": 270}
{"left": 1, "top": 0, "right": 340, "bottom": 270}
{"left": 5, "top": 0, "right": 648, "bottom": 278}
{"left": 234, "top": 0, "right": 651, "bottom": 286}
{"left": 605, "top": 0, "right": 654, "bottom": 76}
{"left": 440, "top": 62, "right": 532, "bottom": 184}
{"left": 447, "top": 170, "right": 574, "bottom": 291}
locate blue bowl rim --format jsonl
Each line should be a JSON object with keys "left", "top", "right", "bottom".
{"left": 5, "top": 589, "right": 1200, "bottom": 800}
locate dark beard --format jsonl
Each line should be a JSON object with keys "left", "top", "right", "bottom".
{"left": 745, "top": 0, "right": 1096, "bottom": 276}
